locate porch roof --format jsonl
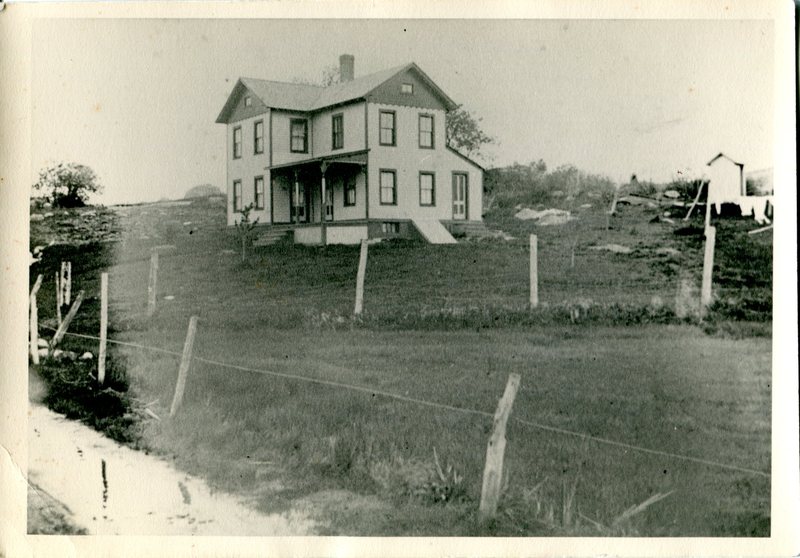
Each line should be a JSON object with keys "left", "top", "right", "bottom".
{"left": 267, "top": 149, "right": 368, "bottom": 172}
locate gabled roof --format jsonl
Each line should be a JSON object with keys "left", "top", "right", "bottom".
{"left": 216, "top": 62, "right": 458, "bottom": 123}
{"left": 446, "top": 146, "right": 486, "bottom": 171}
{"left": 707, "top": 152, "right": 744, "bottom": 168}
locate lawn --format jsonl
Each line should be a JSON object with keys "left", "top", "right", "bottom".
{"left": 29, "top": 196, "right": 772, "bottom": 536}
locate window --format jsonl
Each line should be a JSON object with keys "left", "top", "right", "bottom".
{"left": 379, "top": 110, "right": 396, "bottom": 146}
{"left": 419, "top": 114, "right": 434, "bottom": 149}
{"left": 232, "top": 126, "right": 242, "bottom": 159}
{"left": 381, "top": 222, "right": 400, "bottom": 234}
{"left": 244, "top": 96, "right": 252, "bottom": 107}
{"left": 233, "top": 180, "right": 242, "bottom": 211}
{"left": 401, "top": 83, "right": 413, "bottom": 94}
{"left": 379, "top": 169, "right": 397, "bottom": 205}
{"left": 332, "top": 113, "right": 344, "bottom": 150}
{"left": 254, "top": 120, "right": 264, "bottom": 154}
{"left": 254, "top": 176, "right": 265, "bottom": 209}
{"left": 290, "top": 119, "right": 308, "bottom": 153}
{"left": 419, "top": 172, "right": 435, "bottom": 206}
{"left": 344, "top": 177, "right": 357, "bottom": 206}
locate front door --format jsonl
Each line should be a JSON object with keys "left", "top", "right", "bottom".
{"left": 452, "top": 173, "right": 468, "bottom": 220}
{"left": 291, "top": 182, "right": 309, "bottom": 223}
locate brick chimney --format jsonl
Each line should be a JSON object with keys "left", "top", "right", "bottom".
{"left": 339, "top": 54, "right": 354, "bottom": 82}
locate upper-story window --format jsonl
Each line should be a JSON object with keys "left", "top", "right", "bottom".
{"left": 232, "top": 126, "right": 242, "bottom": 159}
{"left": 290, "top": 119, "right": 308, "bottom": 153}
{"left": 419, "top": 114, "right": 434, "bottom": 149}
{"left": 244, "top": 96, "right": 252, "bottom": 107}
{"left": 379, "top": 110, "right": 396, "bottom": 146}
{"left": 332, "top": 113, "right": 344, "bottom": 150}
{"left": 401, "top": 83, "right": 414, "bottom": 95}
{"left": 254, "top": 120, "right": 264, "bottom": 154}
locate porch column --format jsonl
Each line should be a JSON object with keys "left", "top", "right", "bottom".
{"left": 293, "top": 170, "right": 300, "bottom": 224}
{"left": 320, "top": 161, "right": 328, "bottom": 245}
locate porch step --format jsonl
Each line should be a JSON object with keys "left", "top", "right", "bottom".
{"left": 411, "top": 218, "right": 458, "bottom": 244}
{"left": 447, "top": 221, "right": 494, "bottom": 238}
{"left": 253, "top": 226, "right": 293, "bottom": 246}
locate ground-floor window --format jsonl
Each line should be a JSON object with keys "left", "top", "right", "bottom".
{"left": 233, "top": 179, "right": 242, "bottom": 211}
{"left": 380, "top": 169, "right": 397, "bottom": 205}
{"left": 254, "top": 176, "right": 265, "bottom": 209}
{"left": 345, "top": 177, "right": 357, "bottom": 206}
{"left": 419, "top": 172, "right": 435, "bottom": 206}
{"left": 381, "top": 221, "right": 400, "bottom": 234}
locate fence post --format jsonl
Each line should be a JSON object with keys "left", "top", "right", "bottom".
{"left": 64, "top": 261, "right": 72, "bottom": 305}
{"left": 170, "top": 316, "right": 198, "bottom": 417}
{"left": 29, "top": 274, "right": 43, "bottom": 364}
{"left": 147, "top": 250, "right": 159, "bottom": 317}
{"left": 98, "top": 273, "right": 109, "bottom": 385}
{"left": 354, "top": 239, "right": 368, "bottom": 315}
{"left": 700, "top": 226, "right": 716, "bottom": 318}
{"left": 529, "top": 234, "right": 539, "bottom": 308}
{"left": 50, "top": 291, "right": 84, "bottom": 351}
{"left": 55, "top": 272, "right": 62, "bottom": 326}
{"left": 479, "top": 373, "right": 521, "bottom": 525}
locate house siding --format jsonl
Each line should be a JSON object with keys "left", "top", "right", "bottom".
{"left": 366, "top": 102, "right": 483, "bottom": 222}
{"left": 310, "top": 101, "right": 366, "bottom": 158}
{"left": 226, "top": 107, "right": 271, "bottom": 226}
{"left": 366, "top": 68, "right": 449, "bottom": 111}
{"left": 271, "top": 110, "right": 314, "bottom": 165}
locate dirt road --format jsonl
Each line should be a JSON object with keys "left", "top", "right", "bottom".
{"left": 27, "top": 405, "right": 315, "bottom": 536}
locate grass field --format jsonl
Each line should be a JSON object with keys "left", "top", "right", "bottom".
{"left": 29, "top": 195, "right": 772, "bottom": 536}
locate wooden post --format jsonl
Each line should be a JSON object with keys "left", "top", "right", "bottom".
{"left": 479, "top": 373, "right": 521, "bottom": 524}
{"left": 529, "top": 234, "right": 539, "bottom": 308}
{"left": 683, "top": 181, "right": 705, "bottom": 221}
{"left": 700, "top": 226, "right": 716, "bottom": 318}
{"left": 55, "top": 272, "right": 62, "bottom": 326}
{"left": 98, "top": 273, "right": 108, "bottom": 385}
{"left": 704, "top": 190, "right": 712, "bottom": 231}
{"left": 320, "top": 161, "right": 328, "bottom": 246}
{"left": 50, "top": 291, "right": 84, "bottom": 350}
{"left": 64, "top": 261, "right": 72, "bottom": 305}
{"left": 147, "top": 251, "right": 159, "bottom": 317}
{"left": 354, "top": 239, "right": 368, "bottom": 315}
{"left": 169, "top": 316, "right": 198, "bottom": 417}
{"left": 29, "top": 274, "right": 43, "bottom": 364}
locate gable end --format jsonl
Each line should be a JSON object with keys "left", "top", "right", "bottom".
{"left": 366, "top": 66, "right": 457, "bottom": 111}
{"left": 216, "top": 81, "right": 269, "bottom": 124}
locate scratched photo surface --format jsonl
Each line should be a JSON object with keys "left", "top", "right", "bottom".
{"left": 27, "top": 18, "right": 772, "bottom": 537}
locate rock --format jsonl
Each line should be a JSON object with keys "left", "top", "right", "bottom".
{"left": 661, "top": 217, "right": 675, "bottom": 224}
{"left": 31, "top": 214, "right": 45, "bottom": 222}
{"left": 589, "top": 243, "right": 632, "bottom": 254}
{"left": 37, "top": 338, "right": 48, "bottom": 348}
{"left": 587, "top": 191, "right": 601, "bottom": 199}
{"left": 38, "top": 348, "right": 49, "bottom": 358}
{"left": 663, "top": 190, "right": 680, "bottom": 199}
{"left": 515, "top": 208, "right": 574, "bottom": 226}
{"left": 80, "top": 352, "right": 94, "bottom": 360}
{"left": 579, "top": 203, "right": 592, "bottom": 209}
{"left": 650, "top": 295, "right": 664, "bottom": 308}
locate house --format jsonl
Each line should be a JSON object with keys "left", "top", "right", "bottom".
{"left": 705, "top": 153, "right": 772, "bottom": 225}
{"left": 215, "top": 55, "right": 485, "bottom": 245}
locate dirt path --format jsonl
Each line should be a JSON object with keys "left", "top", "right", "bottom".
{"left": 28, "top": 404, "right": 315, "bottom": 536}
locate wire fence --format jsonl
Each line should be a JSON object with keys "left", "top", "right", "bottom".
{"left": 41, "top": 325, "right": 770, "bottom": 480}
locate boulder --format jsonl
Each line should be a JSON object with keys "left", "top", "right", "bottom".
{"left": 663, "top": 190, "right": 680, "bottom": 199}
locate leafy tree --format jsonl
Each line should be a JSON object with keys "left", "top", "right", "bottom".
{"left": 445, "top": 105, "right": 495, "bottom": 159}
{"left": 292, "top": 65, "right": 340, "bottom": 87}
{"left": 33, "top": 163, "right": 102, "bottom": 208}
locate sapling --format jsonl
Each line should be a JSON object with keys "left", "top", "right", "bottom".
{"left": 234, "top": 203, "right": 260, "bottom": 263}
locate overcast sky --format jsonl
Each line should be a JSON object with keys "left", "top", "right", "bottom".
{"left": 32, "top": 18, "right": 774, "bottom": 204}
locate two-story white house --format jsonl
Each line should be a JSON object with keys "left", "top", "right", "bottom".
{"left": 215, "top": 55, "right": 485, "bottom": 245}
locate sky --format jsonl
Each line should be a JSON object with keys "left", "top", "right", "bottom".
{"left": 31, "top": 18, "right": 775, "bottom": 204}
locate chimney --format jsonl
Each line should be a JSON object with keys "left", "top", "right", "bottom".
{"left": 339, "top": 54, "right": 354, "bottom": 82}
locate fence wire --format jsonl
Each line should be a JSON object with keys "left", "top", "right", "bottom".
{"left": 39, "top": 325, "right": 770, "bottom": 479}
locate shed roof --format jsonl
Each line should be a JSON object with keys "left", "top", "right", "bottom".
{"left": 707, "top": 152, "right": 744, "bottom": 168}
{"left": 216, "top": 62, "right": 457, "bottom": 123}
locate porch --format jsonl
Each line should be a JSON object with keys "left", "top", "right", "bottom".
{"left": 269, "top": 150, "right": 368, "bottom": 244}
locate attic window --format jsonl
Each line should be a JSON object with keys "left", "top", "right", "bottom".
{"left": 244, "top": 96, "right": 252, "bottom": 107}
{"left": 401, "top": 83, "right": 413, "bottom": 95}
